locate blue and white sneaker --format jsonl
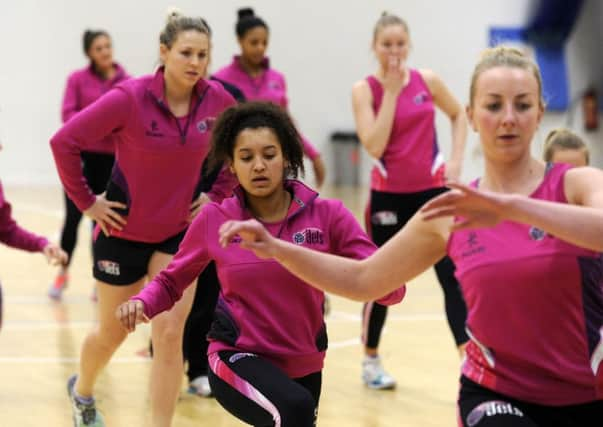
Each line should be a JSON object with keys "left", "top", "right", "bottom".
{"left": 67, "top": 375, "right": 105, "bottom": 426}
{"left": 188, "top": 375, "right": 213, "bottom": 397}
{"left": 362, "top": 356, "right": 396, "bottom": 390}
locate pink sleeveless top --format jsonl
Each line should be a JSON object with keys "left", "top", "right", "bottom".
{"left": 448, "top": 163, "right": 603, "bottom": 405}
{"left": 366, "top": 69, "right": 444, "bottom": 193}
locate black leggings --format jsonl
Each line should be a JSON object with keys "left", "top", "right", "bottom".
{"left": 458, "top": 376, "right": 603, "bottom": 426}
{"left": 362, "top": 188, "right": 469, "bottom": 348}
{"left": 182, "top": 261, "right": 221, "bottom": 381}
{"left": 208, "top": 351, "right": 321, "bottom": 427}
{"left": 60, "top": 152, "right": 114, "bottom": 265}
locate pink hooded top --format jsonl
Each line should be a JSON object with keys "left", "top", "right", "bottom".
{"left": 448, "top": 164, "right": 603, "bottom": 405}
{"left": 51, "top": 68, "right": 237, "bottom": 243}
{"left": 61, "top": 63, "right": 130, "bottom": 154}
{"left": 0, "top": 181, "right": 48, "bottom": 252}
{"left": 367, "top": 70, "right": 445, "bottom": 193}
{"left": 133, "top": 180, "right": 406, "bottom": 378}
{"left": 213, "top": 56, "right": 320, "bottom": 160}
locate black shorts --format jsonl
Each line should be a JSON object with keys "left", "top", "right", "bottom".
{"left": 458, "top": 375, "right": 603, "bottom": 427}
{"left": 93, "top": 230, "right": 186, "bottom": 285}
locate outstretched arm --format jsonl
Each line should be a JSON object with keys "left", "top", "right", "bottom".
{"left": 422, "top": 168, "right": 603, "bottom": 252}
{"left": 219, "top": 212, "right": 449, "bottom": 301}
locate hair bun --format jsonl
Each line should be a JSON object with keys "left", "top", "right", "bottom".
{"left": 381, "top": 11, "right": 389, "bottom": 17}
{"left": 166, "top": 6, "right": 183, "bottom": 24}
{"left": 237, "top": 7, "right": 255, "bottom": 20}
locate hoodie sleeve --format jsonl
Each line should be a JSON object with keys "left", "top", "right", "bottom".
{"left": 50, "top": 87, "right": 132, "bottom": 212}
{"left": 329, "top": 200, "right": 406, "bottom": 305}
{"left": 131, "top": 205, "right": 213, "bottom": 318}
{"left": 0, "top": 183, "right": 48, "bottom": 252}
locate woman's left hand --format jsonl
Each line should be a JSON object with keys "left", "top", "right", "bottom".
{"left": 42, "top": 243, "right": 68, "bottom": 266}
{"left": 189, "top": 193, "right": 211, "bottom": 222}
{"left": 421, "top": 182, "right": 509, "bottom": 231}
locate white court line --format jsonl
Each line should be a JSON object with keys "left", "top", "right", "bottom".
{"left": 329, "top": 338, "right": 360, "bottom": 349}
{"left": 5, "top": 295, "right": 94, "bottom": 304}
{"left": 0, "top": 339, "right": 360, "bottom": 364}
{"left": 13, "top": 203, "right": 63, "bottom": 219}
{"left": 0, "top": 356, "right": 149, "bottom": 364}
{"left": 2, "top": 321, "right": 97, "bottom": 330}
{"left": 328, "top": 311, "right": 445, "bottom": 322}
{"left": 1, "top": 312, "right": 445, "bottom": 331}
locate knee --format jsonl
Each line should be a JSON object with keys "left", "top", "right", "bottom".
{"left": 152, "top": 325, "right": 184, "bottom": 360}
{"left": 94, "top": 327, "right": 127, "bottom": 350}
{"left": 281, "top": 392, "right": 317, "bottom": 427}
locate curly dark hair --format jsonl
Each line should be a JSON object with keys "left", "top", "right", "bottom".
{"left": 208, "top": 101, "right": 305, "bottom": 178}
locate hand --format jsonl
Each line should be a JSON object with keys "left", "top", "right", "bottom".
{"left": 383, "top": 56, "right": 407, "bottom": 95}
{"left": 42, "top": 243, "right": 68, "bottom": 266}
{"left": 445, "top": 161, "right": 462, "bottom": 183}
{"left": 115, "top": 299, "right": 149, "bottom": 332}
{"left": 84, "top": 194, "right": 127, "bottom": 236}
{"left": 189, "top": 193, "right": 211, "bottom": 222}
{"left": 219, "top": 219, "right": 278, "bottom": 259}
{"left": 421, "top": 182, "right": 509, "bottom": 231}
{"left": 312, "top": 156, "right": 326, "bottom": 189}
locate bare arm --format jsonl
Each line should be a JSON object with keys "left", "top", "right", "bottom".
{"left": 422, "top": 167, "right": 603, "bottom": 252}
{"left": 421, "top": 69, "right": 467, "bottom": 181}
{"left": 352, "top": 58, "right": 405, "bottom": 159}
{"left": 219, "top": 213, "right": 449, "bottom": 301}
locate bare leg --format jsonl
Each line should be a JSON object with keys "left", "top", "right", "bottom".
{"left": 75, "top": 279, "right": 145, "bottom": 397}
{"left": 147, "top": 251, "right": 197, "bottom": 427}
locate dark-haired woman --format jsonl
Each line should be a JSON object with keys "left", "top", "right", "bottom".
{"left": 49, "top": 30, "right": 130, "bottom": 300}
{"left": 117, "top": 102, "right": 405, "bottom": 427}
{"left": 213, "top": 7, "right": 326, "bottom": 188}
{"left": 51, "top": 12, "right": 236, "bottom": 427}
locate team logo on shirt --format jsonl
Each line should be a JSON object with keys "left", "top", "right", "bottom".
{"left": 466, "top": 400, "right": 524, "bottom": 427}
{"left": 528, "top": 226, "right": 547, "bottom": 241}
{"left": 197, "top": 117, "right": 217, "bottom": 133}
{"left": 293, "top": 228, "right": 324, "bottom": 245}
{"left": 268, "top": 80, "right": 281, "bottom": 90}
{"left": 460, "top": 231, "right": 486, "bottom": 258}
{"left": 413, "top": 91, "right": 429, "bottom": 105}
{"left": 97, "top": 260, "right": 120, "bottom": 276}
{"left": 146, "top": 120, "right": 164, "bottom": 137}
{"left": 228, "top": 235, "right": 242, "bottom": 244}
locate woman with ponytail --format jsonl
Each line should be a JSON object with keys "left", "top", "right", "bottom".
{"left": 51, "top": 10, "right": 236, "bottom": 427}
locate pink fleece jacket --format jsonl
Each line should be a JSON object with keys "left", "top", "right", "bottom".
{"left": 51, "top": 68, "right": 237, "bottom": 243}
{"left": 134, "top": 180, "right": 405, "bottom": 377}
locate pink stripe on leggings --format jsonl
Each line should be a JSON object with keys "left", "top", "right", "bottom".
{"left": 209, "top": 352, "right": 282, "bottom": 427}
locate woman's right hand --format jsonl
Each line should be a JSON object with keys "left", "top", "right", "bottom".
{"left": 382, "top": 56, "right": 407, "bottom": 95}
{"left": 116, "top": 300, "right": 149, "bottom": 332}
{"left": 84, "top": 194, "right": 127, "bottom": 236}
